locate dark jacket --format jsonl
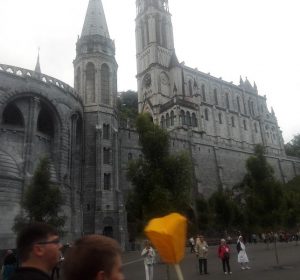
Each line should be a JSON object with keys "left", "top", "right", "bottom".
{"left": 10, "top": 267, "right": 51, "bottom": 280}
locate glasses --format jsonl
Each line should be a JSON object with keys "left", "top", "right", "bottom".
{"left": 35, "top": 238, "right": 61, "bottom": 245}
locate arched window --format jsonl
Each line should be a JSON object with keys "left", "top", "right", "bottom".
{"left": 166, "top": 113, "right": 170, "bottom": 127}
{"left": 214, "top": 89, "right": 218, "bottom": 105}
{"left": 192, "top": 113, "right": 197, "bottom": 127}
{"left": 160, "top": 116, "right": 165, "bottom": 128}
{"left": 86, "top": 62, "right": 96, "bottom": 103}
{"left": 204, "top": 108, "right": 209, "bottom": 121}
{"left": 251, "top": 101, "right": 255, "bottom": 116}
{"left": 186, "top": 111, "right": 191, "bottom": 126}
{"left": 161, "top": 18, "right": 167, "bottom": 48}
{"left": 170, "top": 111, "right": 175, "bottom": 126}
{"left": 201, "top": 84, "right": 206, "bottom": 102}
{"left": 101, "top": 64, "right": 110, "bottom": 105}
{"left": 188, "top": 80, "right": 193, "bottom": 96}
{"left": 180, "top": 110, "right": 185, "bottom": 125}
{"left": 218, "top": 113, "right": 223, "bottom": 124}
{"left": 231, "top": 116, "right": 235, "bottom": 127}
{"left": 2, "top": 103, "right": 24, "bottom": 127}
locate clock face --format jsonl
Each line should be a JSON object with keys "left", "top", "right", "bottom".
{"left": 144, "top": 74, "right": 152, "bottom": 88}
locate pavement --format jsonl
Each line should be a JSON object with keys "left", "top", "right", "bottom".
{"left": 122, "top": 241, "right": 300, "bottom": 280}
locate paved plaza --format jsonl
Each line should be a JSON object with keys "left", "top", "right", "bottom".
{"left": 122, "top": 241, "right": 300, "bottom": 280}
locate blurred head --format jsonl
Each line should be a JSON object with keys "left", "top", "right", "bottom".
{"left": 17, "top": 223, "right": 61, "bottom": 271}
{"left": 63, "top": 235, "right": 124, "bottom": 280}
{"left": 220, "top": 238, "right": 226, "bottom": 244}
{"left": 238, "top": 235, "right": 243, "bottom": 241}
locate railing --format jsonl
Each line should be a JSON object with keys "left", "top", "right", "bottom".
{"left": 0, "top": 64, "right": 82, "bottom": 102}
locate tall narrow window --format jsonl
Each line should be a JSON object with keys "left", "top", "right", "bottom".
{"left": 237, "top": 96, "right": 241, "bottom": 112}
{"left": 225, "top": 92, "right": 230, "bottom": 109}
{"left": 166, "top": 113, "right": 170, "bottom": 127}
{"left": 104, "top": 173, "right": 111, "bottom": 190}
{"left": 231, "top": 116, "right": 235, "bottom": 127}
{"left": 254, "top": 122, "right": 258, "bottom": 133}
{"left": 101, "top": 64, "right": 110, "bottom": 105}
{"left": 170, "top": 111, "right": 175, "bottom": 126}
{"left": 180, "top": 110, "right": 185, "bottom": 125}
{"left": 103, "top": 148, "right": 110, "bottom": 164}
{"left": 160, "top": 116, "right": 165, "bottom": 128}
{"left": 243, "top": 120, "right": 247, "bottom": 130}
{"left": 218, "top": 113, "right": 223, "bottom": 124}
{"left": 192, "top": 113, "right": 197, "bottom": 127}
{"left": 186, "top": 112, "right": 191, "bottom": 126}
{"left": 161, "top": 18, "right": 167, "bottom": 48}
{"left": 214, "top": 89, "right": 218, "bottom": 105}
{"left": 103, "top": 124, "right": 110, "bottom": 139}
{"left": 188, "top": 80, "right": 193, "bottom": 96}
{"left": 204, "top": 109, "right": 209, "bottom": 121}
{"left": 76, "top": 67, "right": 81, "bottom": 92}
{"left": 201, "top": 84, "right": 206, "bottom": 102}
{"left": 86, "top": 62, "right": 95, "bottom": 103}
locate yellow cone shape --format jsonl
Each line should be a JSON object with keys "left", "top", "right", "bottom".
{"left": 144, "top": 213, "right": 187, "bottom": 264}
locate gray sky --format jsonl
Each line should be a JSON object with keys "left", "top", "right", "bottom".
{"left": 0, "top": 0, "right": 299, "bottom": 143}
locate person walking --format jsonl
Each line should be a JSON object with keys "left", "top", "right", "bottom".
{"left": 195, "top": 235, "right": 208, "bottom": 275}
{"left": 218, "top": 239, "right": 232, "bottom": 275}
{"left": 237, "top": 236, "right": 250, "bottom": 270}
{"left": 141, "top": 240, "right": 155, "bottom": 280}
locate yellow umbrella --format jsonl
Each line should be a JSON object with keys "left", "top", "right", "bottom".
{"left": 144, "top": 213, "right": 187, "bottom": 280}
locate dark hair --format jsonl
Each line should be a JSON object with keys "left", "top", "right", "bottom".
{"left": 63, "top": 235, "right": 121, "bottom": 280}
{"left": 17, "top": 223, "right": 58, "bottom": 262}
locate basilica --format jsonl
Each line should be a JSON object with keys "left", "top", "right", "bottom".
{"left": 0, "top": 0, "right": 299, "bottom": 249}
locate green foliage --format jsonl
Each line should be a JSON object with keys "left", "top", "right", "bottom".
{"left": 13, "top": 157, "right": 65, "bottom": 234}
{"left": 126, "top": 113, "right": 193, "bottom": 236}
{"left": 117, "top": 91, "right": 138, "bottom": 125}
{"left": 285, "top": 134, "right": 300, "bottom": 158}
{"left": 237, "top": 145, "right": 284, "bottom": 231}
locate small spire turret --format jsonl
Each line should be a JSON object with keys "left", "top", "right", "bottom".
{"left": 34, "top": 48, "right": 41, "bottom": 73}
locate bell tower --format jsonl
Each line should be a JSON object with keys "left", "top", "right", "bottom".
{"left": 73, "top": 0, "right": 126, "bottom": 248}
{"left": 136, "top": 0, "right": 179, "bottom": 121}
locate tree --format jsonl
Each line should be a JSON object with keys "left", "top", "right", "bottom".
{"left": 126, "top": 113, "right": 193, "bottom": 235}
{"left": 13, "top": 157, "right": 65, "bottom": 234}
{"left": 285, "top": 134, "right": 300, "bottom": 158}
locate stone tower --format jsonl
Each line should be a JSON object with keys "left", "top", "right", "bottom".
{"left": 73, "top": 0, "right": 126, "bottom": 246}
{"left": 135, "top": 0, "right": 181, "bottom": 121}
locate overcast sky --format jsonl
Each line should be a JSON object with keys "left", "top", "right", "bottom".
{"left": 0, "top": 0, "right": 299, "bottom": 143}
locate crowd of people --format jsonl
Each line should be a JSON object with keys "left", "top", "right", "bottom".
{"left": 1, "top": 223, "right": 300, "bottom": 280}
{"left": 189, "top": 234, "right": 251, "bottom": 275}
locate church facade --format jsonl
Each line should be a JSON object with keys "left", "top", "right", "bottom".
{"left": 0, "top": 0, "right": 299, "bottom": 249}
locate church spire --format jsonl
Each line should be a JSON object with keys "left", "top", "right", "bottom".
{"left": 34, "top": 48, "right": 41, "bottom": 73}
{"left": 81, "top": 0, "right": 110, "bottom": 38}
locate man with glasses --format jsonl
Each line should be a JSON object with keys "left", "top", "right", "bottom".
{"left": 10, "top": 223, "right": 62, "bottom": 280}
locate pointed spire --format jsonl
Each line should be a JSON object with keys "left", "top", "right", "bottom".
{"left": 81, "top": 0, "right": 110, "bottom": 38}
{"left": 35, "top": 48, "right": 41, "bottom": 73}
{"left": 254, "top": 81, "right": 257, "bottom": 91}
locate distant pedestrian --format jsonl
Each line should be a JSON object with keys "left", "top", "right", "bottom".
{"left": 195, "top": 235, "right": 208, "bottom": 274}
{"left": 237, "top": 236, "right": 250, "bottom": 270}
{"left": 141, "top": 240, "right": 155, "bottom": 280}
{"left": 189, "top": 236, "right": 195, "bottom": 253}
{"left": 218, "top": 239, "right": 232, "bottom": 274}
{"left": 2, "top": 250, "right": 17, "bottom": 280}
